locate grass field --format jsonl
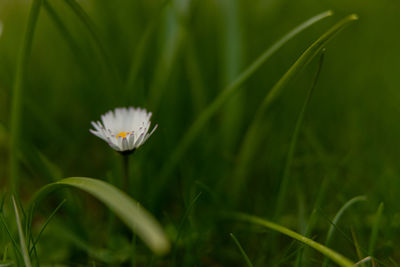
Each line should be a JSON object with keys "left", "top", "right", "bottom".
{"left": 1, "top": 0, "right": 400, "bottom": 266}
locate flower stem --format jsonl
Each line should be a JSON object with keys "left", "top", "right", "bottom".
{"left": 122, "top": 154, "right": 130, "bottom": 193}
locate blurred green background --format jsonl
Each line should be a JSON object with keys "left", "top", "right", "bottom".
{"left": 1, "top": 0, "right": 400, "bottom": 265}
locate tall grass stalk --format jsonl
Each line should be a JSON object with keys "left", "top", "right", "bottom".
{"left": 9, "top": 0, "right": 42, "bottom": 193}
{"left": 220, "top": 0, "right": 245, "bottom": 150}
{"left": 232, "top": 14, "right": 358, "bottom": 202}
{"left": 230, "top": 213, "right": 355, "bottom": 267}
{"left": 12, "top": 196, "right": 32, "bottom": 267}
{"left": 151, "top": 10, "right": 334, "bottom": 203}
{"left": 274, "top": 49, "right": 326, "bottom": 218}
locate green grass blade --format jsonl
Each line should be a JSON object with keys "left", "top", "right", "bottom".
{"left": 29, "top": 199, "right": 66, "bottom": 254}
{"left": 151, "top": 10, "right": 333, "bottom": 202}
{"left": 63, "top": 0, "right": 122, "bottom": 87}
{"left": 0, "top": 213, "right": 23, "bottom": 261}
{"left": 9, "top": 0, "right": 42, "bottom": 193}
{"left": 368, "top": 202, "right": 384, "bottom": 257}
{"left": 28, "top": 177, "right": 170, "bottom": 255}
{"left": 275, "top": 49, "right": 326, "bottom": 218}
{"left": 230, "top": 233, "right": 254, "bottom": 267}
{"left": 350, "top": 227, "right": 364, "bottom": 266}
{"left": 220, "top": 0, "right": 245, "bottom": 150}
{"left": 230, "top": 212, "right": 355, "bottom": 267}
{"left": 232, "top": 14, "right": 358, "bottom": 200}
{"left": 12, "top": 196, "right": 32, "bottom": 267}
{"left": 322, "top": 196, "right": 366, "bottom": 267}
{"left": 325, "top": 196, "right": 366, "bottom": 247}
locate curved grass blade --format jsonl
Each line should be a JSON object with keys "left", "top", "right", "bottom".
{"left": 12, "top": 196, "right": 32, "bottom": 267}
{"left": 232, "top": 14, "right": 358, "bottom": 200}
{"left": 230, "top": 233, "right": 254, "bottom": 267}
{"left": 28, "top": 177, "right": 170, "bottom": 255}
{"left": 274, "top": 50, "right": 326, "bottom": 218}
{"left": 151, "top": 10, "right": 334, "bottom": 202}
{"left": 9, "top": 0, "right": 42, "bottom": 192}
{"left": 322, "top": 196, "right": 366, "bottom": 267}
{"left": 368, "top": 202, "right": 384, "bottom": 257}
{"left": 230, "top": 212, "right": 355, "bottom": 267}
{"left": 63, "top": 0, "right": 122, "bottom": 87}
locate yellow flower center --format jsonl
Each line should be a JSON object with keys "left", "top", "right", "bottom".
{"left": 116, "top": 131, "right": 129, "bottom": 139}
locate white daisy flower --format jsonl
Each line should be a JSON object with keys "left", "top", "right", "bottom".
{"left": 90, "top": 107, "right": 157, "bottom": 153}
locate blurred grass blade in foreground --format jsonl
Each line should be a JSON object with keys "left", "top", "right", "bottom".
{"left": 28, "top": 177, "right": 170, "bottom": 255}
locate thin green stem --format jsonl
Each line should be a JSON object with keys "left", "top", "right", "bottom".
{"left": 29, "top": 199, "right": 67, "bottom": 254}
{"left": 9, "top": 0, "right": 42, "bottom": 193}
{"left": 0, "top": 213, "right": 23, "bottom": 260}
{"left": 274, "top": 50, "right": 326, "bottom": 218}
{"left": 230, "top": 233, "right": 254, "bottom": 267}
{"left": 322, "top": 196, "right": 366, "bottom": 267}
{"left": 122, "top": 154, "right": 130, "bottom": 192}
